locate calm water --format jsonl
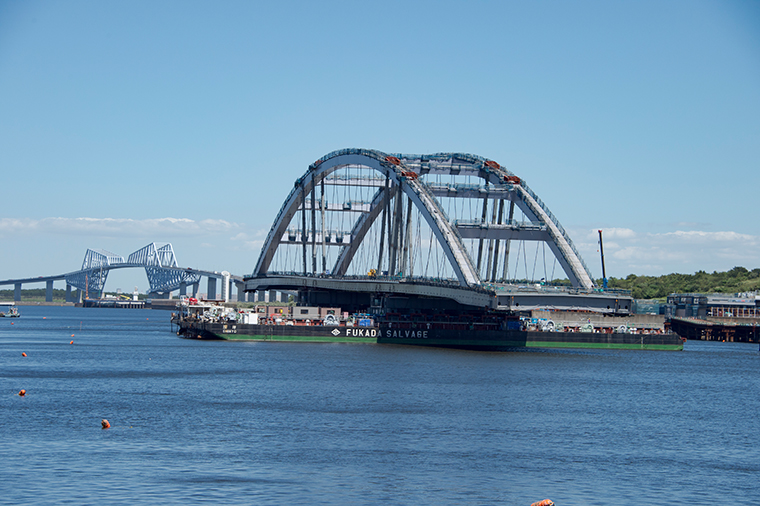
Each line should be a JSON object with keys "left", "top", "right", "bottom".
{"left": 1, "top": 306, "right": 758, "bottom": 505}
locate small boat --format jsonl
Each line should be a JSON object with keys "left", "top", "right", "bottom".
{"left": 0, "top": 303, "right": 20, "bottom": 318}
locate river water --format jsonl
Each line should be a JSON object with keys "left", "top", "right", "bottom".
{"left": 1, "top": 306, "right": 757, "bottom": 505}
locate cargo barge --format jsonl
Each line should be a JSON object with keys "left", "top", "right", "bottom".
{"left": 172, "top": 300, "right": 683, "bottom": 351}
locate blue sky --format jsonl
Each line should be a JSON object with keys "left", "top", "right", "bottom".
{"left": 1, "top": 0, "right": 758, "bottom": 293}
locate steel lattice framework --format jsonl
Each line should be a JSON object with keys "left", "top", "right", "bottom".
{"left": 63, "top": 243, "right": 201, "bottom": 295}
{"left": 127, "top": 243, "right": 201, "bottom": 293}
{"left": 65, "top": 249, "right": 126, "bottom": 295}
{"left": 253, "top": 148, "right": 595, "bottom": 289}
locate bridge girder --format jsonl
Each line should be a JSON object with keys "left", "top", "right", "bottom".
{"left": 253, "top": 148, "right": 596, "bottom": 289}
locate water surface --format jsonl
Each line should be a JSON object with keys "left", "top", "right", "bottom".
{"left": 2, "top": 306, "right": 757, "bottom": 505}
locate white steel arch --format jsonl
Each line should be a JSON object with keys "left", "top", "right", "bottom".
{"left": 253, "top": 148, "right": 595, "bottom": 289}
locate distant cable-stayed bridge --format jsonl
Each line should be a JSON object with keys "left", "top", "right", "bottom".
{"left": 0, "top": 243, "right": 248, "bottom": 303}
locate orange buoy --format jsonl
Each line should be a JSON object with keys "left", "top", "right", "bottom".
{"left": 21, "top": 352, "right": 27, "bottom": 357}
{"left": 10, "top": 322, "right": 14, "bottom": 325}
{"left": 43, "top": 317, "right": 46, "bottom": 319}
{"left": 70, "top": 340, "right": 74, "bottom": 344}
{"left": 19, "top": 389, "right": 26, "bottom": 397}
{"left": 101, "top": 419, "right": 110, "bottom": 429}
{"left": 530, "top": 500, "right": 554, "bottom": 506}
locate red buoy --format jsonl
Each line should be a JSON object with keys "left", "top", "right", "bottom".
{"left": 21, "top": 352, "right": 27, "bottom": 357}
{"left": 19, "top": 389, "right": 26, "bottom": 397}
{"left": 101, "top": 419, "right": 110, "bottom": 429}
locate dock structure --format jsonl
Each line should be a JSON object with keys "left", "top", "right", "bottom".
{"left": 666, "top": 293, "right": 760, "bottom": 342}
{"left": 669, "top": 317, "right": 759, "bottom": 342}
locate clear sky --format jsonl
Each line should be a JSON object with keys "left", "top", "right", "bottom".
{"left": 1, "top": 0, "right": 759, "bottom": 293}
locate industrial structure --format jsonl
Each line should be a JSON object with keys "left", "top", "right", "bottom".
{"left": 246, "top": 148, "right": 630, "bottom": 313}
{"left": 666, "top": 293, "right": 760, "bottom": 342}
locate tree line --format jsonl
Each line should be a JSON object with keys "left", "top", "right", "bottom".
{"left": 606, "top": 267, "right": 760, "bottom": 300}
{"left": 0, "top": 288, "right": 71, "bottom": 301}
{"left": 0, "top": 288, "right": 145, "bottom": 301}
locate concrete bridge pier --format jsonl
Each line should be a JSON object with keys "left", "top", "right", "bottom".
{"left": 207, "top": 277, "right": 217, "bottom": 301}
{"left": 179, "top": 282, "right": 187, "bottom": 297}
{"left": 46, "top": 280, "right": 54, "bottom": 302}
{"left": 269, "top": 290, "right": 278, "bottom": 303}
{"left": 234, "top": 282, "right": 245, "bottom": 302}
{"left": 192, "top": 282, "right": 199, "bottom": 298}
{"left": 14, "top": 283, "right": 21, "bottom": 301}
{"left": 66, "top": 284, "right": 73, "bottom": 302}
{"left": 257, "top": 290, "right": 265, "bottom": 302}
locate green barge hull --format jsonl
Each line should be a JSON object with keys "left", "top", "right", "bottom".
{"left": 174, "top": 320, "right": 683, "bottom": 351}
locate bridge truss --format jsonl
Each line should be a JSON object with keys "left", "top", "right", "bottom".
{"left": 64, "top": 243, "right": 200, "bottom": 295}
{"left": 64, "top": 249, "right": 125, "bottom": 296}
{"left": 253, "top": 148, "right": 595, "bottom": 289}
{"left": 128, "top": 243, "right": 201, "bottom": 294}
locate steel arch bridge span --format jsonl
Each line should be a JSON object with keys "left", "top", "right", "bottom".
{"left": 253, "top": 148, "right": 595, "bottom": 289}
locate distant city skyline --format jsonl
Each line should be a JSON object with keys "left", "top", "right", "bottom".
{"left": 1, "top": 0, "right": 758, "bottom": 293}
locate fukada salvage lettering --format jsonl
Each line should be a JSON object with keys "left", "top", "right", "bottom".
{"left": 345, "top": 328, "right": 378, "bottom": 337}
{"left": 385, "top": 329, "right": 428, "bottom": 339}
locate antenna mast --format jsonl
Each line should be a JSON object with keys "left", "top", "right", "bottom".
{"left": 598, "top": 229, "right": 607, "bottom": 291}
